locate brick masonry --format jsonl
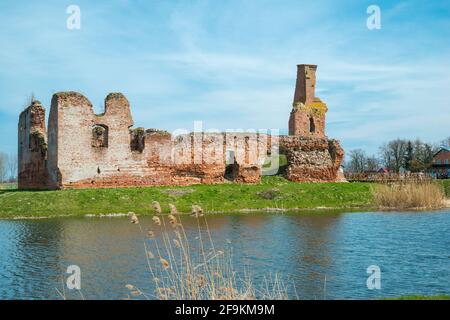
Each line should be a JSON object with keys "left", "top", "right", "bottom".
{"left": 18, "top": 65, "right": 345, "bottom": 189}
{"left": 289, "top": 64, "right": 328, "bottom": 138}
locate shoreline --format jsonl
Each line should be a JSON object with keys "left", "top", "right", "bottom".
{"left": 1, "top": 177, "right": 449, "bottom": 220}
{"left": 7, "top": 206, "right": 372, "bottom": 220}
{"left": 5, "top": 203, "right": 450, "bottom": 221}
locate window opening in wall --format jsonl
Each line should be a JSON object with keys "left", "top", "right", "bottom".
{"left": 92, "top": 125, "right": 109, "bottom": 148}
{"left": 224, "top": 150, "right": 236, "bottom": 180}
{"left": 309, "top": 117, "right": 316, "bottom": 133}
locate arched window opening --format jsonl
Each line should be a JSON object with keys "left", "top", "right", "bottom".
{"left": 92, "top": 125, "right": 109, "bottom": 148}
{"left": 130, "top": 127, "right": 146, "bottom": 153}
{"left": 309, "top": 117, "right": 316, "bottom": 133}
{"left": 224, "top": 150, "right": 237, "bottom": 180}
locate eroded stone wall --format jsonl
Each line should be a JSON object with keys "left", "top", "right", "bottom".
{"left": 18, "top": 101, "right": 48, "bottom": 189}
{"left": 59, "top": 131, "right": 269, "bottom": 188}
{"left": 280, "top": 136, "right": 344, "bottom": 182}
{"left": 289, "top": 65, "right": 327, "bottom": 138}
{"left": 38, "top": 91, "right": 272, "bottom": 188}
{"left": 18, "top": 64, "right": 345, "bottom": 189}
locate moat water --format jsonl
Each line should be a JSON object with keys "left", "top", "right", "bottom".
{"left": 0, "top": 210, "right": 449, "bottom": 300}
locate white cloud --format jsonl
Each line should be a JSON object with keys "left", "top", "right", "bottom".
{"left": 0, "top": 0, "right": 449, "bottom": 156}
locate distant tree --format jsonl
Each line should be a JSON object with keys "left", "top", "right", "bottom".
{"left": 0, "top": 152, "right": 7, "bottom": 183}
{"left": 366, "top": 155, "right": 379, "bottom": 172}
{"left": 404, "top": 141, "right": 414, "bottom": 171}
{"left": 379, "top": 143, "right": 393, "bottom": 170}
{"left": 348, "top": 138, "right": 437, "bottom": 175}
{"left": 6, "top": 154, "right": 17, "bottom": 182}
{"left": 347, "top": 149, "right": 367, "bottom": 173}
{"left": 441, "top": 137, "right": 450, "bottom": 148}
{"left": 379, "top": 139, "right": 408, "bottom": 173}
{"left": 413, "top": 139, "right": 424, "bottom": 159}
{"left": 423, "top": 143, "right": 434, "bottom": 164}
{"left": 413, "top": 141, "right": 434, "bottom": 172}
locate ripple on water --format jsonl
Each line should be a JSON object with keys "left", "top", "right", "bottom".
{"left": 0, "top": 210, "right": 449, "bottom": 299}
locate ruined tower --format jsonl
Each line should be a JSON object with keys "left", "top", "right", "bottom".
{"left": 288, "top": 64, "right": 328, "bottom": 137}
{"left": 18, "top": 101, "right": 48, "bottom": 189}
{"left": 17, "top": 64, "right": 345, "bottom": 190}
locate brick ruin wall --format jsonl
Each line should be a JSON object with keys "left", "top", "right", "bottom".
{"left": 288, "top": 64, "right": 328, "bottom": 138}
{"left": 18, "top": 102, "right": 48, "bottom": 189}
{"left": 19, "top": 92, "right": 274, "bottom": 189}
{"left": 18, "top": 64, "right": 345, "bottom": 189}
{"left": 283, "top": 64, "right": 345, "bottom": 182}
{"left": 279, "top": 136, "right": 344, "bottom": 182}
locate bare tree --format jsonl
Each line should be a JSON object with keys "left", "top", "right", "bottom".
{"left": 407, "top": 139, "right": 434, "bottom": 172}
{"left": 366, "top": 155, "right": 379, "bottom": 172}
{"left": 379, "top": 139, "right": 408, "bottom": 173}
{"left": 7, "top": 154, "right": 18, "bottom": 182}
{"left": 441, "top": 137, "right": 450, "bottom": 147}
{"left": 0, "top": 152, "right": 7, "bottom": 183}
{"left": 347, "top": 149, "right": 367, "bottom": 173}
{"left": 379, "top": 143, "right": 392, "bottom": 170}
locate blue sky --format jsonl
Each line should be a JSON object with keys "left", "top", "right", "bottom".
{"left": 0, "top": 0, "right": 449, "bottom": 156}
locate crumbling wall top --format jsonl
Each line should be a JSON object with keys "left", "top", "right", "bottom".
{"left": 52, "top": 91, "right": 93, "bottom": 109}
{"left": 293, "top": 64, "right": 318, "bottom": 106}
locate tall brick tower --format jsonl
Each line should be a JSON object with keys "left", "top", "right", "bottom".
{"left": 18, "top": 100, "right": 48, "bottom": 189}
{"left": 288, "top": 64, "right": 328, "bottom": 137}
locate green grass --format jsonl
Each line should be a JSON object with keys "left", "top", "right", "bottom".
{"left": 0, "top": 176, "right": 374, "bottom": 218}
{"left": 439, "top": 180, "right": 450, "bottom": 197}
{"left": 0, "top": 183, "right": 17, "bottom": 190}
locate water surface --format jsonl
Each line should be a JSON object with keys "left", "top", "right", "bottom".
{"left": 0, "top": 210, "right": 449, "bottom": 299}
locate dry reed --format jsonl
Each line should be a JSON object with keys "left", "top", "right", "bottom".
{"left": 191, "top": 205, "right": 204, "bottom": 217}
{"left": 371, "top": 182, "right": 445, "bottom": 210}
{"left": 169, "top": 204, "right": 178, "bottom": 215}
{"left": 152, "top": 201, "right": 162, "bottom": 214}
{"left": 128, "top": 203, "right": 289, "bottom": 300}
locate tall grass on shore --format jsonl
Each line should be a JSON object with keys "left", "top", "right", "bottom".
{"left": 126, "top": 204, "right": 289, "bottom": 300}
{"left": 371, "top": 182, "right": 445, "bottom": 210}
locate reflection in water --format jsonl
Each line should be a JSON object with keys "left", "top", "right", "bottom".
{"left": 0, "top": 220, "right": 65, "bottom": 299}
{"left": 290, "top": 215, "right": 343, "bottom": 299}
{"left": 0, "top": 210, "right": 449, "bottom": 299}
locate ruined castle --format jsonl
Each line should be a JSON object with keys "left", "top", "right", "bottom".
{"left": 18, "top": 64, "right": 345, "bottom": 190}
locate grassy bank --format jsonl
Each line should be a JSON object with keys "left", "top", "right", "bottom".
{"left": 0, "top": 177, "right": 373, "bottom": 218}
{"left": 0, "top": 183, "right": 17, "bottom": 190}
{"left": 1, "top": 178, "right": 448, "bottom": 219}
{"left": 440, "top": 180, "right": 450, "bottom": 197}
